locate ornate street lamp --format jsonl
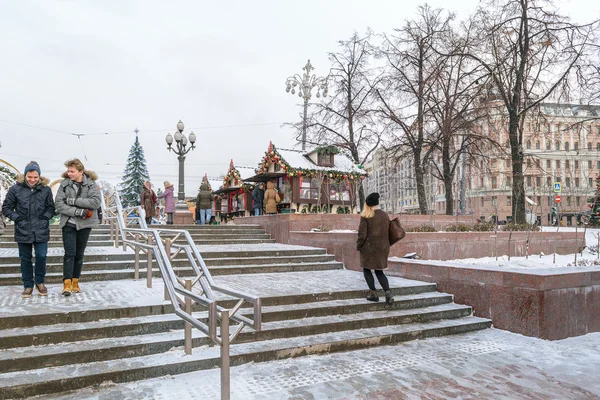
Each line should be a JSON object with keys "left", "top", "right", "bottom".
{"left": 285, "top": 59, "right": 328, "bottom": 151}
{"left": 165, "top": 120, "right": 196, "bottom": 202}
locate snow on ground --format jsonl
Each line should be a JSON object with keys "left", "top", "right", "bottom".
{"left": 431, "top": 227, "right": 600, "bottom": 270}
{"left": 40, "top": 329, "right": 600, "bottom": 400}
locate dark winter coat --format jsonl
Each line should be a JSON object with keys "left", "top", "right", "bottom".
{"left": 55, "top": 170, "right": 102, "bottom": 230}
{"left": 1, "top": 175, "right": 55, "bottom": 243}
{"left": 158, "top": 185, "right": 175, "bottom": 213}
{"left": 141, "top": 187, "right": 157, "bottom": 218}
{"left": 356, "top": 209, "right": 391, "bottom": 270}
{"left": 264, "top": 181, "right": 278, "bottom": 214}
{"left": 196, "top": 184, "right": 213, "bottom": 210}
{"left": 252, "top": 186, "right": 264, "bottom": 209}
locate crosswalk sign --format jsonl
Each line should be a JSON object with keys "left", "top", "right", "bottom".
{"left": 553, "top": 182, "right": 561, "bottom": 193}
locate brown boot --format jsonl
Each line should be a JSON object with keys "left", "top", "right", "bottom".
{"left": 72, "top": 278, "right": 81, "bottom": 293}
{"left": 21, "top": 287, "right": 33, "bottom": 298}
{"left": 35, "top": 283, "right": 48, "bottom": 296}
{"left": 62, "top": 279, "right": 72, "bottom": 296}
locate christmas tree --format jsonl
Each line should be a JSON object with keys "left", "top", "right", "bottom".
{"left": 119, "top": 132, "right": 151, "bottom": 207}
{"left": 586, "top": 173, "right": 600, "bottom": 226}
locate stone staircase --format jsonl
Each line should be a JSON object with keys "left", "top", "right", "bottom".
{"left": 0, "top": 224, "right": 491, "bottom": 399}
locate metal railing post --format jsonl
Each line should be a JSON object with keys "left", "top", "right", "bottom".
{"left": 184, "top": 279, "right": 192, "bottom": 355}
{"left": 115, "top": 223, "right": 120, "bottom": 248}
{"left": 221, "top": 309, "right": 230, "bottom": 400}
{"left": 147, "top": 236, "right": 153, "bottom": 288}
{"left": 164, "top": 239, "right": 172, "bottom": 300}
{"left": 134, "top": 234, "right": 140, "bottom": 280}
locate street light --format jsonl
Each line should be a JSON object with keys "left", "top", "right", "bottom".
{"left": 165, "top": 119, "right": 196, "bottom": 202}
{"left": 285, "top": 59, "right": 328, "bottom": 151}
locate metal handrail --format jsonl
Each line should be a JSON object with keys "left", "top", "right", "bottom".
{"left": 100, "top": 190, "right": 262, "bottom": 399}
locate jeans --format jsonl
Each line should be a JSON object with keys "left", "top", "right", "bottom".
{"left": 62, "top": 225, "right": 92, "bottom": 281}
{"left": 199, "top": 209, "right": 211, "bottom": 225}
{"left": 18, "top": 242, "right": 48, "bottom": 288}
{"left": 254, "top": 207, "right": 262, "bottom": 216}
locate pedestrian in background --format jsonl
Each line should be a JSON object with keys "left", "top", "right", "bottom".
{"left": 252, "top": 182, "right": 264, "bottom": 216}
{"left": 1, "top": 161, "right": 54, "bottom": 298}
{"left": 158, "top": 181, "right": 175, "bottom": 224}
{"left": 55, "top": 158, "right": 101, "bottom": 296}
{"left": 263, "top": 181, "right": 279, "bottom": 215}
{"left": 195, "top": 182, "right": 213, "bottom": 225}
{"left": 356, "top": 192, "right": 394, "bottom": 305}
{"left": 141, "top": 181, "right": 157, "bottom": 225}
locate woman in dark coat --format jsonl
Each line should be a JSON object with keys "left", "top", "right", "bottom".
{"left": 141, "top": 181, "right": 157, "bottom": 225}
{"left": 356, "top": 192, "right": 394, "bottom": 305}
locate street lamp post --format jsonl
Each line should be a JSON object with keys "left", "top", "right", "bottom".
{"left": 165, "top": 120, "right": 196, "bottom": 203}
{"left": 285, "top": 59, "right": 328, "bottom": 151}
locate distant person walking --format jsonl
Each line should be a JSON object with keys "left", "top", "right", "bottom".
{"left": 55, "top": 158, "right": 101, "bottom": 296}
{"left": 263, "top": 181, "right": 279, "bottom": 215}
{"left": 141, "top": 181, "right": 157, "bottom": 225}
{"left": 252, "top": 183, "right": 264, "bottom": 216}
{"left": 1, "top": 161, "right": 55, "bottom": 298}
{"left": 158, "top": 181, "right": 175, "bottom": 224}
{"left": 356, "top": 192, "right": 394, "bottom": 305}
{"left": 195, "top": 183, "right": 213, "bottom": 225}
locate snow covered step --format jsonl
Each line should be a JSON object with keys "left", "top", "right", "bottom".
{"left": 0, "top": 303, "right": 472, "bottom": 374}
{"left": 0, "top": 292, "right": 452, "bottom": 350}
{"left": 0, "top": 316, "right": 491, "bottom": 399}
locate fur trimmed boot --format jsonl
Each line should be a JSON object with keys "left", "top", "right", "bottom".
{"left": 366, "top": 290, "right": 379, "bottom": 302}
{"left": 62, "top": 279, "right": 72, "bottom": 296}
{"left": 72, "top": 278, "right": 81, "bottom": 293}
{"left": 385, "top": 290, "right": 395, "bottom": 305}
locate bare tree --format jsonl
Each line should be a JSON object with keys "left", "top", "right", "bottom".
{"left": 302, "top": 31, "right": 383, "bottom": 207}
{"left": 376, "top": 5, "right": 452, "bottom": 214}
{"left": 453, "top": 0, "right": 599, "bottom": 223}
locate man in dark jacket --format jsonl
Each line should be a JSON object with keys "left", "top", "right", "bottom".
{"left": 252, "top": 183, "right": 264, "bottom": 216}
{"left": 1, "top": 161, "right": 55, "bottom": 298}
{"left": 195, "top": 183, "right": 213, "bottom": 225}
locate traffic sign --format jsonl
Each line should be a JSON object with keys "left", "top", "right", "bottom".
{"left": 555, "top": 195, "right": 561, "bottom": 203}
{"left": 553, "top": 182, "right": 561, "bottom": 193}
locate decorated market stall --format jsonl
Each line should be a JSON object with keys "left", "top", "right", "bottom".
{"left": 244, "top": 142, "right": 366, "bottom": 214}
{"left": 213, "top": 160, "right": 256, "bottom": 221}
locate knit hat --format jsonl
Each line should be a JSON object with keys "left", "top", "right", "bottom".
{"left": 365, "top": 192, "right": 380, "bottom": 207}
{"left": 24, "top": 161, "right": 41, "bottom": 176}
{"left": 164, "top": 181, "right": 172, "bottom": 188}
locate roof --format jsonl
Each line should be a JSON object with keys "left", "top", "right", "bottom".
{"left": 277, "top": 148, "right": 366, "bottom": 174}
{"left": 235, "top": 166, "right": 257, "bottom": 180}
{"left": 539, "top": 103, "right": 600, "bottom": 118}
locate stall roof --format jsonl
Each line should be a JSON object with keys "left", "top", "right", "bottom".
{"left": 277, "top": 147, "right": 366, "bottom": 174}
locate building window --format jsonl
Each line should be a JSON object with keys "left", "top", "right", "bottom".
{"left": 597, "top": 143, "right": 600, "bottom": 151}
{"left": 588, "top": 143, "right": 593, "bottom": 151}
{"left": 546, "top": 160, "right": 551, "bottom": 168}
{"left": 575, "top": 178, "right": 579, "bottom": 188}
{"left": 491, "top": 177, "right": 497, "bottom": 189}
{"left": 317, "top": 153, "right": 334, "bottom": 167}
{"left": 546, "top": 177, "right": 551, "bottom": 187}
{"left": 535, "top": 141, "right": 540, "bottom": 149}
{"left": 527, "top": 159, "right": 532, "bottom": 168}
{"left": 589, "top": 160, "right": 593, "bottom": 169}
{"left": 526, "top": 176, "right": 532, "bottom": 187}
{"left": 481, "top": 198, "right": 484, "bottom": 206}
{"left": 537, "top": 196, "right": 541, "bottom": 206}
{"left": 507, "top": 196, "right": 511, "bottom": 206}
{"left": 492, "top": 196, "right": 497, "bottom": 206}
{"left": 546, "top": 141, "right": 551, "bottom": 150}
{"left": 555, "top": 142, "right": 560, "bottom": 150}
{"left": 567, "top": 197, "right": 572, "bottom": 206}
{"left": 506, "top": 177, "right": 511, "bottom": 187}
{"left": 597, "top": 161, "right": 600, "bottom": 169}
{"left": 505, "top": 159, "right": 510, "bottom": 167}
{"left": 491, "top": 159, "right": 497, "bottom": 168}
{"left": 575, "top": 160, "right": 579, "bottom": 169}
{"left": 565, "top": 142, "right": 570, "bottom": 151}
{"left": 526, "top": 141, "right": 531, "bottom": 150}
{"left": 300, "top": 178, "right": 320, "bottom": 200}
{"left": 536, "top": 177, "right": 541, "bottom": 187}
{"left": 555, "top": 177, "right": 561, "bottom": 183}
{"left": 556, "top": 160, "right": 561, "bottom": 169}
{"left": 590, "top": 178, "right": 594, "bottom": 187}
{"left": 574, "top": 142, "right": 579, "bottom": 151}
{"left": 565, "top": 160, "right": 570, "bottom": 169}
{"left": 577, "top": 197, "right": 581, "bottom": 206}
{"left": 328, "top": 183, "right": 350, "bottom": 201}
{"left": 566, "top": 177, "right": 570, "bottom": 187}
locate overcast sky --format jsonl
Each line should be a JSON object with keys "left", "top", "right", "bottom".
{"left": 1, "top": 0, "right": 598, "bottom": 193}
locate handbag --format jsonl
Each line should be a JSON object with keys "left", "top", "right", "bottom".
{"left": 389, "top": 217, "right": 406, "bottom": 246}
